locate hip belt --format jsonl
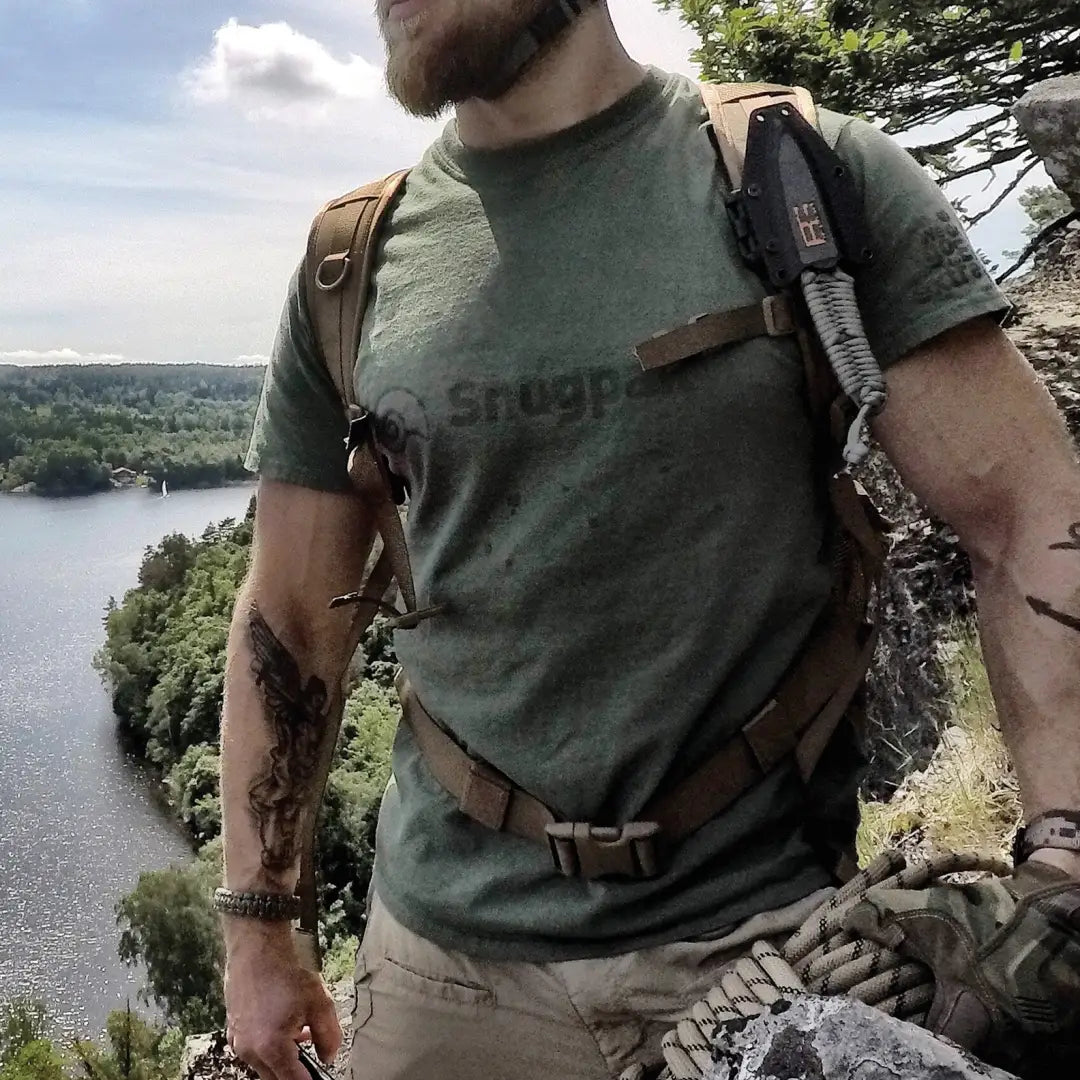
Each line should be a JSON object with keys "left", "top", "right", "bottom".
{"left": 394, "top": 599, "right": 877, "bottom": 881}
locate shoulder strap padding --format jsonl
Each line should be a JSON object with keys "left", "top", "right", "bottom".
{"left": 699, "top": 82, "right": 817, "bottom": 192}
{"left": 304, "top": 170, "right": 409, "bottom": 413}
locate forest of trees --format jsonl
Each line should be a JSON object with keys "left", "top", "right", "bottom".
{"left": 0, "top": 365, "right": 263, "bottom": 496}
{"left": 93, "top": 508, "right": 401, "bottom": 1030}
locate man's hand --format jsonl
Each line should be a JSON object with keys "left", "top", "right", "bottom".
{"left": 224, "top": 922, "right": 342, "bottom": 1080}
{"left": 845, "top": 861, "right": 1080, "bottom": 1072}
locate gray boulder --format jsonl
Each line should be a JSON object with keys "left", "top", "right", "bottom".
{"left": 1014, "top": 77, "right": 1080, "bottom": 209}
{"left": 705, "top": 997, "right": 1018, "bottom": 1080}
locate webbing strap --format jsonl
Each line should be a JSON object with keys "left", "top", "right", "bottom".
{"left": 700, "top": 82, "right": 817, "bottom": 191}
{"left": 304, "top": 170, "right": 419, "bottom": 615}
{"left": 635, "top": 295, "right": 796, "bottom": 370}
{"left": 396, "top": 598, "right": 874, "bottom": 878}
{"left": 305, "top": 171, "right": 409, "bottom": 409}
{"left": 643, "top": 603, "right": 865, "bottom": 840}
{"left": 398, "top": 673, "right": 558, "bottom": 842}
{"left": 346, "top": 438, "right": 418, "bottom": 613}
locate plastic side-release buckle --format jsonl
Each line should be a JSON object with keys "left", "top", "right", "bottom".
{"left": 545, "top": 821, "right": 661, "bottom": 880}
{"left": 345, "top": 411, "right": 407, "bottom": 506}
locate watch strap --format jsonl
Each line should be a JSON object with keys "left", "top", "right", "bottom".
{"left": 1013, "top": 810, "right": 1080, "bottom": 864}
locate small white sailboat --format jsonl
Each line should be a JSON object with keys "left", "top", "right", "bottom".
{"left": 161, "top": 480, "right": 169, "bottom": 498}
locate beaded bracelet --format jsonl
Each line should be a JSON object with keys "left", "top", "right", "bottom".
{"left": 213, "top": 887, "right": 302, "bottom": 921}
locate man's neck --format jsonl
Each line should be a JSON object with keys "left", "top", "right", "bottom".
{"left": 455, "top": 13, "right": 644, "bottom": 150}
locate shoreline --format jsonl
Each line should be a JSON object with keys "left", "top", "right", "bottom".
{"left": 0, "top": 479, "right": 257, "bottom": 499}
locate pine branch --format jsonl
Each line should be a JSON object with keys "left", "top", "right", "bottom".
{"left": 967, "top": 158, "right": 1038, "bottom": 227}
{"left": 996, "top": 211, "right": 1080, "bottom": 284}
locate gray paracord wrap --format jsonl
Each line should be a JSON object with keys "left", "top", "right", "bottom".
{"left": 800, "top": 267, "right": 888, "bottom": 466}
{"left": 618, "top": 849, "right": 1011, "bottom": 1080}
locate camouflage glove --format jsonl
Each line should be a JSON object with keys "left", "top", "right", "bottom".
{"left": 844, "top": 861, "right": 1080, "bottom": 1070}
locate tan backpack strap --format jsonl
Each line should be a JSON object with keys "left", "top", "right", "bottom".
{"left": 699, "top": 82, "right": 817, "bottom": 191}
{"left": 392, "top": 594, "right": 880, "bottom": 881}
{"left": 304, "top": 170, "right": 409, "bottom": 410}
{"left": 303, "top": 169, "right": 422, "bottom": 616}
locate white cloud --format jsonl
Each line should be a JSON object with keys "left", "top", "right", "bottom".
{"left": 0, "top": 348, "right": 128, "bottom": 367}
{"left": 186, "top": 19, "right": 383, "bottom": 120}
{"left": 234, "top": 354, "right": 270, "bottom": 365}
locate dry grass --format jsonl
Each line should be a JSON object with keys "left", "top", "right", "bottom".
{"left": 856, "top": 622, "right": 1022, "bottom": 866}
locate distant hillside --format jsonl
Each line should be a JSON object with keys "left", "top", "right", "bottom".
{"left": 0, "top": 363, "right": 265, "bottom": 496}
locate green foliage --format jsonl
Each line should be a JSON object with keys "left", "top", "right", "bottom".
{"left": 0, "top": 1041, "right": 66, "bottom": 1080}
{"left": 0, "top": 1001, "right": 49, "bottom": 1069}
{"left": 99, "top": 504, "right": 400, "bottom": 1001}
{"left": 317, "top": 681, "right": 400, "bottom": 940}
{"left": 662, "top": 0, "right": 1080, "bottom": 220}
{"left": 71, "top": 1008, "right": 183, "bottom": 1080}
{"left": 115, "top": 862, "right": 226, "bottom": 1034}
{"left": 94, "top": 514, "right": 253, "bottom": 766}
{"left": 1018, "top": 184, "right": 1074, "bottom": 238}
{"left": 168, "top": 744, "right": 222, "bottom": 843}
{"left": 320, "top": 935, "right": 360, "bottom": 985}
{"left": 0, "top": 363, "right": 262, "bottom": 495}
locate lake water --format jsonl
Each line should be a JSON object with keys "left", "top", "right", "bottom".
{"left": 0, "top": 486, "right": 255, "bottom": 1035}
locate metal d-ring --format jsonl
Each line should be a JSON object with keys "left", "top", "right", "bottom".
{"left": 315, "top": 252, "right": 351, "bottom": 292}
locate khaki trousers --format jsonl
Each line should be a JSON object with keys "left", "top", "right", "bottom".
{"left": 347, "top": 888, "right": 830, "bottom": 1080}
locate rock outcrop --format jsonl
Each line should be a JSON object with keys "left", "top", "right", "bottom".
{"left": 705, "top": 997, "right": 1018, "bottom": 1080}
{"left": 1014, "top": 77, "right": 1080, "bottom": 209}
{"left": 861, "top": 225, "right": 1080, "bottom": 795}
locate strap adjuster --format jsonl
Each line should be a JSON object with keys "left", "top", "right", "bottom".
{"left": 762, "top": 294, "right": 795, "bottom": 336}
{"left": 460, "top": 761, "right": 512, "bottom": 831}
{"left": 545, "top": 821, "right": 661, "bottom": 879}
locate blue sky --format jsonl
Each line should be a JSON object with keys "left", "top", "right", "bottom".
{"left": 0, "top": 1, "right": 1043, "bottom": 366}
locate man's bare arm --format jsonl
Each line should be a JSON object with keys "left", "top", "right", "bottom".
{"left": 221, "top": 479, "right": 375, "bottom": 1080}
{"left": 872, "top": 316, "right": 1080, "bottom": 876}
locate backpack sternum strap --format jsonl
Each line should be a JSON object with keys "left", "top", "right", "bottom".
{"left": 635, "top": 295, "right": 797, "bottom": 370}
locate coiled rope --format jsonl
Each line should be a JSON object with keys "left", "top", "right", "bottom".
{"left": 644, "top": 849, "right": 1011, "bottom": 1080}
{"left": 800, "top": 268, "right": 888, "bottom": 467}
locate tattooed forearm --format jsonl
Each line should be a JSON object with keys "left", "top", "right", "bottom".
{"left": 1049, "top": 522, "right": 1080, "bottom": 552}
{"left": 1026, "top": 596, "right": 1080, "bottom": 635}
{"left": 246, "top": 601, "right": 332, "bottom": 876}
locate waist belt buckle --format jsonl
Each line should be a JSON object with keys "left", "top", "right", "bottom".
{"left": 545, "top": 821, "right": 661, "bottom": 880}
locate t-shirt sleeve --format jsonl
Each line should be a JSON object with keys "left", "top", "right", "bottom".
{"left": 823, "top": 113, "right": 1011, "bottom": 369}
{"left": 245, "top": 261, "right": 353, "bottom": 492}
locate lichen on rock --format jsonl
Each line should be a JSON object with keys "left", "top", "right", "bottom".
{"left": 705, "top": 997, "right": 1019, "bottom": 1080}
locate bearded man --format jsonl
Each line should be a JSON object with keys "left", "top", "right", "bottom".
{"left": 217, "top": 3, "right": 1080, "bottom": 1079}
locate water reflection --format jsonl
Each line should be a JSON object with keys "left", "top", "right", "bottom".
{"left": 0, "top": 487, "right": 253, "bottom": 1034}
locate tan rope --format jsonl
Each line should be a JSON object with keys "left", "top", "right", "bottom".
{"left": 640, "top": 849, "right": 1011, "bottom": 1080}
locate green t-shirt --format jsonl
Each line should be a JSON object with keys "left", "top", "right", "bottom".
{"left": 247, "top": 69, "right": 1007, "bottom": 961}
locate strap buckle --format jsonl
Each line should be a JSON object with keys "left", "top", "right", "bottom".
{"left": 545, "top": 821, "right": 661, "bottom": 880}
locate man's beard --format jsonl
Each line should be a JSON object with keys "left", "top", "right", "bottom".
{"left": 380, "top": 0, "right": 553, "bottom": 118}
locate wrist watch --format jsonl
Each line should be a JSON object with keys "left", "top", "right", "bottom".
{"left": 1012, "top": 809, "right": 1080, "bottom": 865}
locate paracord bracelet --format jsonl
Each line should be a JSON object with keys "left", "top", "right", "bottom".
{"left": 213, "top": 887, "right": 302, "bottom": 921}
